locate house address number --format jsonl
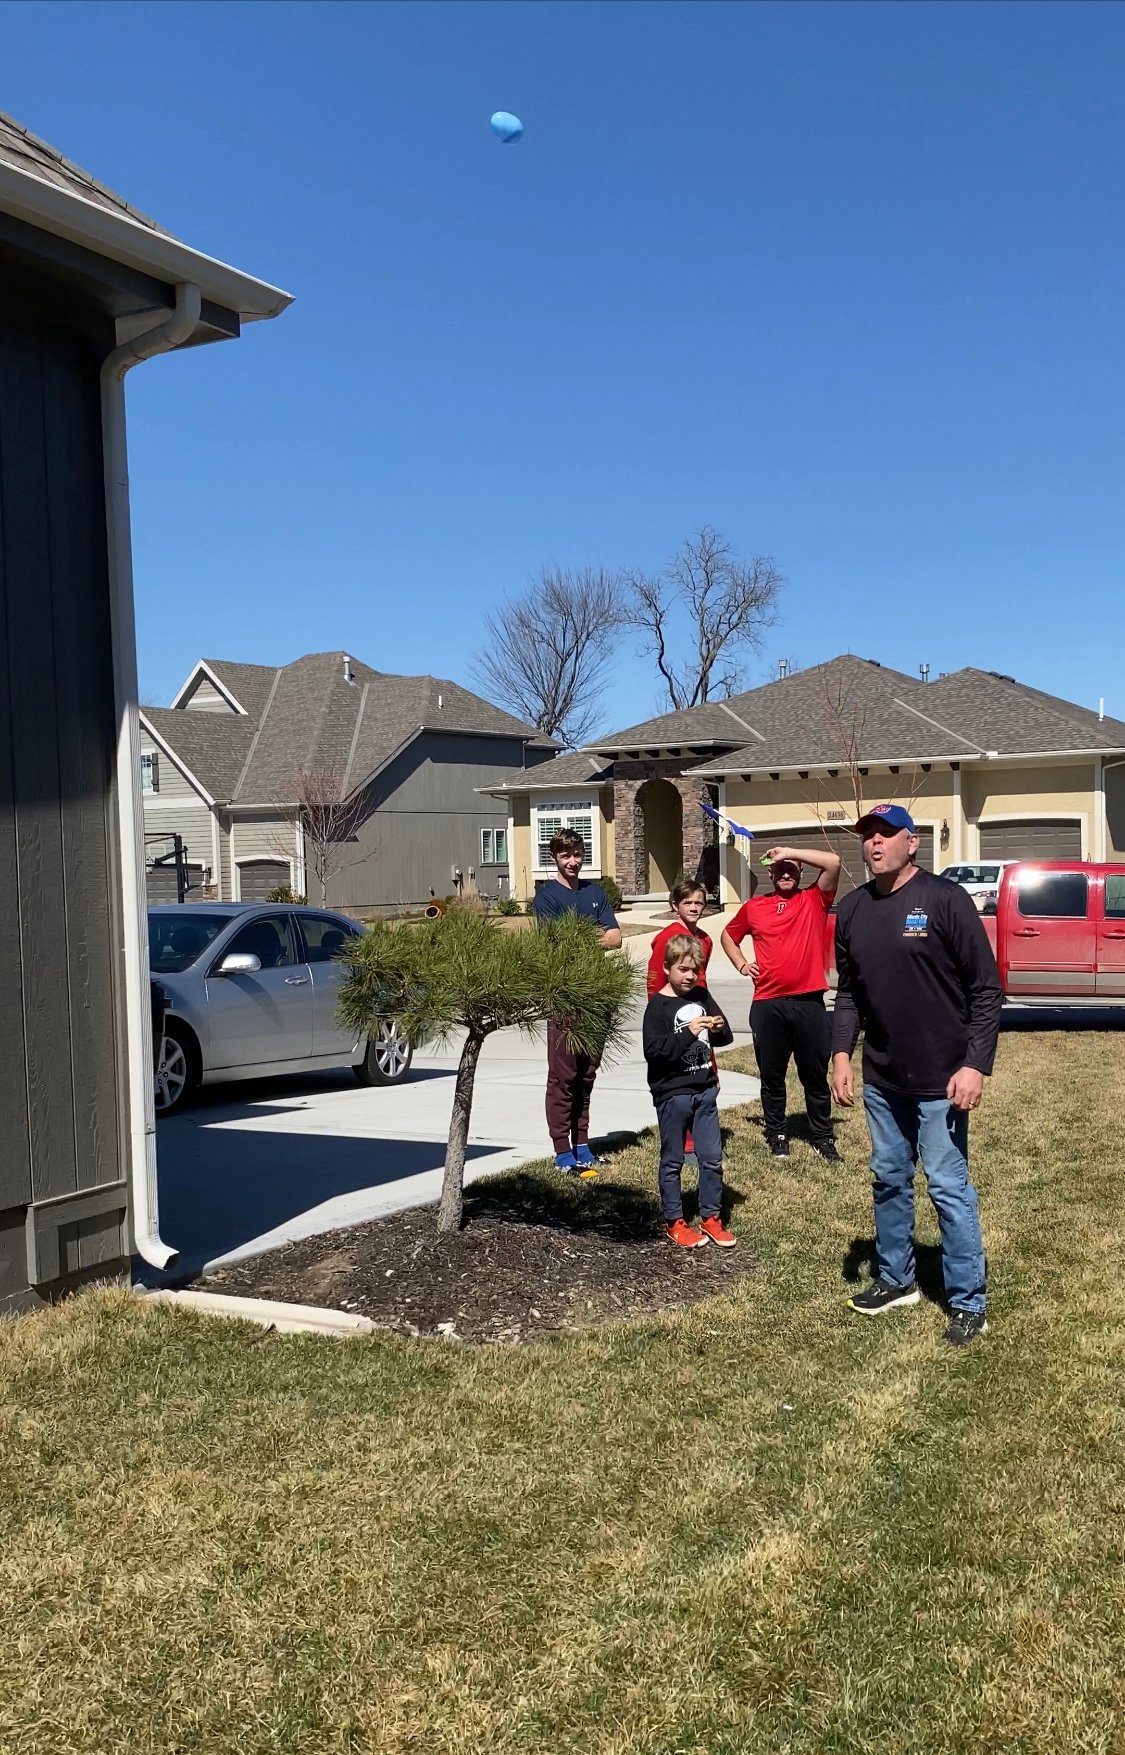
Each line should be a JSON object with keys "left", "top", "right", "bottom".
{"left": 826, "top": 810, "right": 846, "bottom": 821}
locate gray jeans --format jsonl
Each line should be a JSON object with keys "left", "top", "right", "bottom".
{"left": 655, "top": 1087, "right": 723, "bottom": 1222}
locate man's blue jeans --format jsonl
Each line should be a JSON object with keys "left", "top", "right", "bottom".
{"left": 863, "top": 1084, "right": 986, "bottom": 1314}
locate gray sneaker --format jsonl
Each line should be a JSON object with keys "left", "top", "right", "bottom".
{"left": 848, "top": 1278, "right": 921, "bottom": 1316}
{"left": 944, "top": 1308, "right": 988, "bottom": 1347}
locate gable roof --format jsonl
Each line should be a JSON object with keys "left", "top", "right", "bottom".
{"left": 0, "top": 112, "right": 162, "bottom": 230}
{"left": 142, "top": 708, "right": 257, "bottom": 803}
{"left": 148, "top": 652, "right": 554, "bottom": 805}
{"left": 686, "top": 657, "right": 1125, "bottom": 776}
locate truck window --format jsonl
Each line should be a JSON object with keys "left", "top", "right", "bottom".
{"left": 1105, "top": 875, "right": 1125, "bottom": 920}
{"left": 1016, "top": 874, "right": 1088, "bottom": 919}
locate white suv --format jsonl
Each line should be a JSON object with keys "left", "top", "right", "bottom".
{"left": 938, "top": 861, "right": 1017, "bottom": 907}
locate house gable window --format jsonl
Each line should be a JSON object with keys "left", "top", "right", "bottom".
{"left": 140, "top": 752, "right": 158, "bottom": 794}
{"left": 532, "top": 796, "right": 598, "bottom": 873}
{"left": 480, "top": 827, "right": 508, "bottom": 866}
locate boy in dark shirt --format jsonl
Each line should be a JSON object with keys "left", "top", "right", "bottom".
{"left": 643, "top": 934, "right": 736, "bottom": 1249}
{"left": 831, "top": 805, "right": 1001, "bottom": 1346}
{"left": 533, "top": 828, "right": 622, "bottom": 1176}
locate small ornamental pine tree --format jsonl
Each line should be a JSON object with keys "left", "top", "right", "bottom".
{"left": 336, "top": 911, "right": 639, "bottom": 1233}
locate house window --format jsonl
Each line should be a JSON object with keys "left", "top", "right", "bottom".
{"left": 140, "top": 752, "right": 158, "bottom": 794}
{"left": 533, "top": 798, "right": 597, "bottom": 871}
{"left": 480, "top": 827, "right": 508, "bottom": 866}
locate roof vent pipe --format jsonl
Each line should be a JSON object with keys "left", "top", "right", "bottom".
{"left": 919, "top": 663, "right": 930, "bottom": 683}
{"left": 343, "top": 653, "right": 354, "bottom": 684}
{"left": 1099, "top": 698, "right": 1105, "bottom": 721}
{"left": 438, "top": 692, "right": 443, "bottom": 709}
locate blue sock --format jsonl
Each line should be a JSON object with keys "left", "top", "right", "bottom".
{"left": 554, "top": 1150, "right": 578, "bottom": 1171}
{"left": 574, "top": 1144, "right": 598, "bottom": 1165}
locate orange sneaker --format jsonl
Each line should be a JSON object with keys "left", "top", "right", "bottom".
{"left": 666, "top": 1218, "right": 705, "bottom": 1249}
{"left": 699, "top": 1216, "right": 737, "bottom": 1249}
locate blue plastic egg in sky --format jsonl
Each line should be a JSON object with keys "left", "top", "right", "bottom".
{"left": 490, "top": 111, "right": 523, "bottom": 143}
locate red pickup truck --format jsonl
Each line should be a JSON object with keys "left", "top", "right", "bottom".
{"left": 823, "top": 861, "right": 1125, "bottom": 1003}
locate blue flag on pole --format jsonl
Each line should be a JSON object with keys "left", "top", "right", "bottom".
{"left": 700, "top": 800, "right": 755, "bottom": 840}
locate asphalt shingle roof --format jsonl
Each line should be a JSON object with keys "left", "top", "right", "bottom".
{"left": 685, "top": 658, "right": 1125, "bottom": 775}
{"left": 492, "top": 751, "right": 615, "bottom": 791}
{"left": 142, "top": 709, "right": 256, "bottom": 802}
{"left": 0, "top": 111, "right": 162, "bottom": 230}
{"left": 150, "top": 653, "right": 553, "bottom": 804}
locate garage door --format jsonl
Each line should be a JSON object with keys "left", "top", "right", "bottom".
{"left": 145, "top": 863, "right": 205, "bottom": 904}
{"left": 237, "top": 859, "right": 291, "bottom": 900}
{"left": 978, "top": 820, "right": 1082, "bottom": 862}
{"left": 745, "top": 825, "right": 933, "bottom": 899}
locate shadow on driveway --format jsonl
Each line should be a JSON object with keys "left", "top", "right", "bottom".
{"left": 148, "top": 1110, "right": 500, "bottom": 1284}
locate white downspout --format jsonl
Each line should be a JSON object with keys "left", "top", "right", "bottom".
{"left": 102, "top": 281, "right": 201, "bottom": 1269}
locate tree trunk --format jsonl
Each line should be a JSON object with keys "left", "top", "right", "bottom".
{"left": 437, "top": 1030, "right": 485, "bottom": 1234}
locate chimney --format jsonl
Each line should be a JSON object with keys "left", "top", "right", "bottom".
{"left": 342, "top": 653, "right": 354, "bottom": 684}
{"left": 777, "top": 659, "right": 789, "bottom": 679}
{"left": 919, "top": 663, "right": 930, "bottom": 683}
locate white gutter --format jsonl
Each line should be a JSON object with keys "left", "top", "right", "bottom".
{"left": 0, "top": 159, "right": 290, "bottom": 321}
{"left": 102, "top": 281, "right": 202, "bottom": 1270}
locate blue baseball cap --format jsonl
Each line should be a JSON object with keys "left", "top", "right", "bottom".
{"left": 854, "top": 803, "right": 916, "bottom": 836}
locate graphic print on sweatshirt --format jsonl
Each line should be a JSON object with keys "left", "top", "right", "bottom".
{"left": 674, "top": 1002, "right": 713, "bottom": 1073}
{"left": 903, "top": 908, "right": 929, "bottom": 938}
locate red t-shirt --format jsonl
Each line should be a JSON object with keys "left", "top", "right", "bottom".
{"left": 646, "top": 923, "right": 713, "bottom": 998}
{"left": 725, "top": 884, "right": 835, "bottom": 1001}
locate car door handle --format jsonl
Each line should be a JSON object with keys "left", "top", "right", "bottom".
{"left": 1104, "top": 930, "right": 1125, "bottom": 939}
{"left": 1013, "top": 928, "right": 1040, "bottom": 937}
{"left": 284, "top": 975, "right": 310, "bottom": 985}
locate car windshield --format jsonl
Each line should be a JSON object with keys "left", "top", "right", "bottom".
{"left": 149, "top": 911, "right": 236, "bottom": 973}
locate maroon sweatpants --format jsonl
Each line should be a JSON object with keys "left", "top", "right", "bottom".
{"left": 545, "top": 1018, "right": 601, "bottom": 1154}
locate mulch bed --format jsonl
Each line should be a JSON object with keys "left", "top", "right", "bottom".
{"left": 199, "top": 1172, "right": 754, "bottom": 1345}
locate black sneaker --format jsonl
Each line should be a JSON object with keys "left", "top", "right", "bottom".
{"left": 944, "top": 1308, "right": 988, "bottom": 1347}
{"left": 848, "top": 1278, "right": 921, "bottom": 1316}
{"left": 811, "top": 1139, "right": 843, "bottom": 1164}
{"left": 767, "top": 1133, "right": 790, "bottom": 1159}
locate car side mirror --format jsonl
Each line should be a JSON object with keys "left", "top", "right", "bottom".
{"left": 217, "top": 952, "right": 261, "bottom": 975}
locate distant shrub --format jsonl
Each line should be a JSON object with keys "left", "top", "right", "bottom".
{"left": 495, "top": 894, "right": 522, "bottom": 916}
{"left": 600, "top": 874, "right": 624, "bottom": 912}
{"left": 266, "top": 884, "right": 308, "bottom": 905}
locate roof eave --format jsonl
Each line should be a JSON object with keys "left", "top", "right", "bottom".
{"left": 0, "top": 159, "right": 292, "bottom": 322}
{"left": 687, "top": 752, "right": 986, "bottom": 778}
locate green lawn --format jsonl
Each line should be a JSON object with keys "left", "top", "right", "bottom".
{"left": 3, "top": 1033, "right": 1125, "bottom": 1754}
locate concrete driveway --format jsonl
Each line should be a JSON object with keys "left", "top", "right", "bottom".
{"left": 149, "top": 948, "right": 761, "bottom": 1280}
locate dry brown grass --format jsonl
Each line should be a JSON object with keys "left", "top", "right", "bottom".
{"left": 2, "top": 1032, "right": 1124, "bottom": 1753}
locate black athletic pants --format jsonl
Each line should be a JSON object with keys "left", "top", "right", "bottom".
{"left": 749, "top": 991, "right": 832, "bottom": 1143}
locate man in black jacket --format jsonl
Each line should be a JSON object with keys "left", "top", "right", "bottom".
{"left": 830, "top": 805, "right": 1001, "bottom": 1346}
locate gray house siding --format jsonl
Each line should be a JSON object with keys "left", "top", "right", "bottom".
{"left": 140, "top": 726, "right": 208, "bottom": 802}
{"left": 0, "top": 285, "right": 127, "bottom": 1312}
{"left": 231, "top": 813, "right": 298, "bottom": 897}
{"left": 182, "top": 676, "right": 234, "bottom": 712}
{"left": 327, "top": 732, "right": 546, "bottom": 909}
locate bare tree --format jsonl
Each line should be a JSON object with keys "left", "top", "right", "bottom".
{"left": 470, "top": 566, "right": 623, "bottom": 748}
{"left": 624, "top": 526, "right": 783, "bottom": 711}
{"left": 271, "top": 764, "right": 368, "bottom": 904}
{"left": 798, "top": 669, "right": 924, "bottom": 888}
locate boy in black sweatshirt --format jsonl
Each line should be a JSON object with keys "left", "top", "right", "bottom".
{"left": 643, "top": 934, "right": 736, "bottom": 1249}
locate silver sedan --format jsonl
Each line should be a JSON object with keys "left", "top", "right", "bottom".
{"left": 149, "top": 903, "right": 412, "bottom": 1115}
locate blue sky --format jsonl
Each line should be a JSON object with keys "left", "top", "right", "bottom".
{"left": 5, "top": 1, "right": 1124, "bottom": 730}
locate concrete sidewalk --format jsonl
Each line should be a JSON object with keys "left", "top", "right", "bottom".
{"left": 148, "top": 994, "right": 761, "bottom": 1282}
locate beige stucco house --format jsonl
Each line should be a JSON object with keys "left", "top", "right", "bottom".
{"left": 489, "top": 656, "right": 1125, "bottom": 905}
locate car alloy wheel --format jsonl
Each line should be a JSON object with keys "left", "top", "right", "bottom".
{"left": 372, "top": 1019, "right": 411, "bottom": 1080}
{"left": 354, "top": 1018, "right": 414, "bottom": 1086}
{"left": 154, "top": 1031, "right": 189, "bottom": 1115}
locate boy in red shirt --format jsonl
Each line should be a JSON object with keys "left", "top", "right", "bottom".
{"left": 720, "top": 845, "right": 842, "bottom": 1161}
{"left": 646, "top": 879, "right": 713, "bottom": 998}
{"left": 646, "top": 880, "right": 714, "bottom": 1163}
